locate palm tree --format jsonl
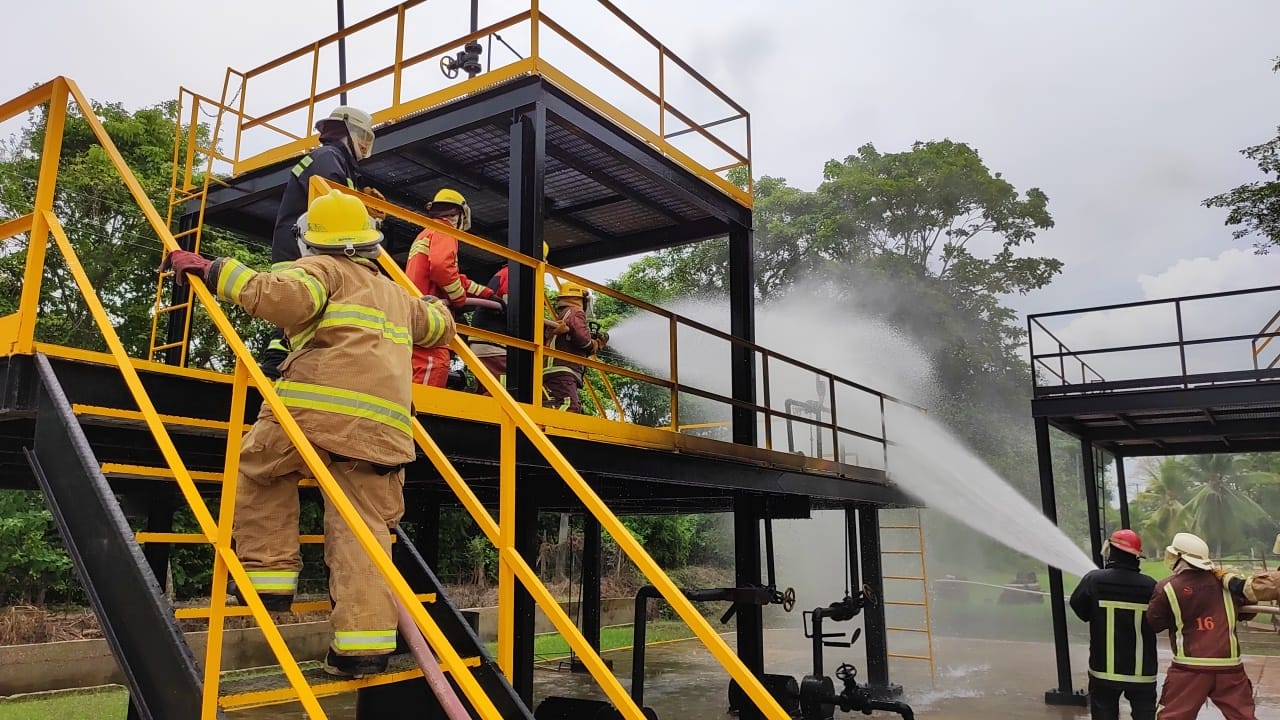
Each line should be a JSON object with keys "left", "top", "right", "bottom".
{"left": 1177, "top": 455, "right": 1274, "bottom": 558}
{"left": 1138, "top": 458, "right": 1189, "bottom": 551}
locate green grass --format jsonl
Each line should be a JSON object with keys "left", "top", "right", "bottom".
{"left": 0, "top": 687, "right": 127, "bottom": 720}
{"left": 485, "top": 619, "right": 704, "bottom": 662}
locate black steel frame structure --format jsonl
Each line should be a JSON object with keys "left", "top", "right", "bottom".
{"left": 1029, "top": 285, "right": 1280, "bottom": 705}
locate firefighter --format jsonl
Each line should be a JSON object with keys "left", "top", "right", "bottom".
{"left": 467, "top": 243, "right": 548, "bottom": 394}
{"left": 162, "top": 189, "right": 455, "bottom": 679}
{"left": 1219, "top": 532, "right": 1280, "bottom": 603}
{"left": 406, "top": 188, "right": 497, "bottom": 387}
{"left": 261, "top": 105, "right": 386, "bottom": 379}
{"left": 1146, "top": 532, "right": 1257, "bottom": 720}
{"left": 543, "top": 282, "right": 607, "bottom": 413}
{"left": 1069, "top": 529, "right": 1158, "bottom": 720}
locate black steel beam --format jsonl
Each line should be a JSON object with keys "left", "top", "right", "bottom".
{"left": 551, "top": 194, "right": 626, "bottom": 217}
{"left": 544, "top": 139, "right": 687, "bottom": 225}
{"left": 27, "top": 353, "right": 209, "bottom": 720}
{"left": 733, "top": 494, "right": 765, "bottom": 720}
{"left": 729, "top": 223, "right": 756, "bottom": 447}
{"left": 1036, "top": 417, "right": 1084, "bottom": 706}
{"left": 581, "top": 513, "right": 603, "bottom": 654}
{"left": 1080, "top": 417, "right": 1280, "bottom": 443}
{"left": 858, "top": 505, "right": 890, "bottom": 689}
{"left": 1033, "top": 381, "right": 1280, "bottom": 418}
{"left": 543, "top": 84, "right": 751, "bottom": 227}
{"left": 513, "top": 473, "right": 540, "bottom": 708}
{"left": 505, "top": 102, "right": 545, "bottom": 405}
{"left": 1081, "top": 438, "right": 1103, "bottom": 568}
{"left": 1115, "top": 453, "right": 1130, "bottom": 530}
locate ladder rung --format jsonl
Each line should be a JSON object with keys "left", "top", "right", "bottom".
{"left": 218, "top": 655, "right": 480, "bottom": 711}
{"left": 155, "top": 302, "right": 193, "bottom": 315}
{"left": 887, "top": 653, "right": 933, "bottom": 661}
{"left": 883, "top": 575, "right": 926, "bottom": 581}
{"left": 151, "top": 341, "right": 185, "bottom": 352}
{"left": 102, "top": 463, "right": 224, "bottom": 483}
{"left": 884, "top": 600, "right": 927, "bottom": 607}
{"left": 882, "top": 550, "right": 924, "bottom": 555}
{"left": 176, "top": 593, "right": 436, "bottom": 620}
{"left": 76, "top": 404, "right": 247, "bottom": 434}
{"left": 886, "top": 626, "right": 930, "bottom": 633}
{"left": 879, "top": 525, "right": 922, "bottom": 530}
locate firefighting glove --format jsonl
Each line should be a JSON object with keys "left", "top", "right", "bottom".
{"left": 160, "top": 249, "right": 213, "bottom": 286}
{"left": 363, "top": 186, "right": 387, "bottom": 222}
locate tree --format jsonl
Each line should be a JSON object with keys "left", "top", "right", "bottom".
{"left": 1203, "top": 58, "right": 1280, "bottom": 252}
{"left": 1135, "top": 458, "right": 1190, "bottom": 551}
{"left": 1177, "top": 455, "right": 1273, "bottom": 557}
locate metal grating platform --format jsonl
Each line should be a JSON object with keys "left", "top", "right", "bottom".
{"left": 195, "top": 76, "right": 744, "bottom": 275}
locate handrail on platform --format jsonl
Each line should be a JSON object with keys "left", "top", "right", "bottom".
{"left": 190, "top": 0, "right": 752, "bottom": 205}
{"left": 6, "top": 76, "right": 795, "bottom": 720}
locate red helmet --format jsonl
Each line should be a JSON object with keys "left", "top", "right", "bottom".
{"left": 1108, "top": 529, "right": 1142, "bottom": 557}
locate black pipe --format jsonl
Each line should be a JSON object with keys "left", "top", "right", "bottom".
{"left": 1081, "top": 438, "right": 1103, "bottom": 569}
{"left": 337, "top": 0, "right": 348, "bottom": 104}
{"left": 630, "top": 586, "right": 661, "bottom": 706}
{"left": 764, "top": 516, "right": 776, "bottom": 589}
{"left": 470, "top": 0, "right": 479, "bottom": 33}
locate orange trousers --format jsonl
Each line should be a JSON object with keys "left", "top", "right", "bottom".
{"left": 413, "top": 345, "right": 451, "bottom": 387}
{"left": 233, "top": 418, "right": 406, "bottom": 657}
{"left": 1156, "top": 665, "right": 1255, "bottom": 720}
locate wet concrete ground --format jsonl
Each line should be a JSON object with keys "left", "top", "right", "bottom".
{"left": 236, "top": 630, "right": 1280, "bottom": 718}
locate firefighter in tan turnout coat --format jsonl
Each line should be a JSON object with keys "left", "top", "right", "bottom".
{"left": 163, "top": 189, "right": 455, "bottom": 678}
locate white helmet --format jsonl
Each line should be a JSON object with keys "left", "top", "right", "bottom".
{"left": 1164, "top": 532, "right": 1213, "bottom": 571}
{"left": 317, "top": 106, "right": 375, "bottom": 160}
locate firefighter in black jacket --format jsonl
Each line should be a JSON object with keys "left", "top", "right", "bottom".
{"left": 260, "top": 106, "right": 383, "bottom": 378}
{"left": 1069, "top": 529, "right": 1158, "bottom": 720}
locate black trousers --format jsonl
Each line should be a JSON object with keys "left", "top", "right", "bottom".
{"left": 1089, "top": 677, "right": 1156, "bottom": 720}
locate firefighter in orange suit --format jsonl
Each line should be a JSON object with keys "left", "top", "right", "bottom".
{"left": 544, "top": 282, "right": 606, "bottom": 413}
{"left": 162, "top": 189, "right": 455, "bottom": 679}
{"left": 406, "top": 188, "right": 496, "bottom": 387}
{"left": 1146, "top": 532, "right": 1256, "bottom": 720}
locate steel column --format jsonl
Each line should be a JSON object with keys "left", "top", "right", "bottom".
{"left": 1115, "top": 454, "right": 1131, "bottom": 529}
{"left": 506, "top": 103, "right": 545, "bottom": 406}
{"left": 581, "top": 513, "right": 603, "bottom": 654}
{"left": 733, "top": 494, "right": 765, "bottom": 720}
{"left": 1036, "top": 417, "right": 1083, "bottom": 706}
{"left": 512, "top": 473, "right": 540, "bottom": 706}
{"left": 1081, "top": 438, "right": 1103, "bottom": 568}
{"left": 728, "top": 223, "right": 756, "bottom": 447}
{"left": 857, "top": 505, "right": 890, "bottom": 689}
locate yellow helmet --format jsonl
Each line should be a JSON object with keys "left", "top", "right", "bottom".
{"left": 543, "top": 241, "right": 550, "bottom": 261}
{"left": 559, "top": 281, "right": 588, "bottom": 299}
{"left": 427, "top": 188, "right": 471, "bottom": 231}
{"left": 301, "top": 189, "right": 383, "bottom": 255}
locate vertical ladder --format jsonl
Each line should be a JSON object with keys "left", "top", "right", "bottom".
{"left": 880, "top": 508, "right": 936, "bottom": 679}
{"left": 148, "top": 81, "right": 237, "bottom": 365}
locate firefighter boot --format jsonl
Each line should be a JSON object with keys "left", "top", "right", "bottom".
{"left": 323, "top": 648, "right": 390, "bottom": 679}
{"left": 227, "top": 580, "right": 294, "bottom": 612}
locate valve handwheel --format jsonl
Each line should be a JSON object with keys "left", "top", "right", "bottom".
{"left": 782, "top": 587, "right": 796, "bottom": 613}
{"left": 440, "top": 56, "right": 459, "bottom": 79}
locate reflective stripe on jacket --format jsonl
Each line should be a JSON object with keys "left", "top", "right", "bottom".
{"left": 1068, "top": 555, "right": 1158, "bottom": 684}
{"left": 1148, "top": 567, "right": 1247, "bottom": 670}
{"left": 210, "top": 254, "right": 455, "bottom": 464}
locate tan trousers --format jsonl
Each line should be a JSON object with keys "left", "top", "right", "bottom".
{"left": 233, "top": 418, "right": 406, "bottom": 656}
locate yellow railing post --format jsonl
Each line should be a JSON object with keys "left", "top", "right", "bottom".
{"left": 497, "top": 417, "right": 516, "bottom": 679}
{"left": 393, "top": 6, "right": 406, "bottom": 106}
{"left": 16, "top": 78, "right": 68, "bottom": 354}
{"left": 530, "top": 0, "right": 540, "bottom": 60}
{"left": 202, "top": 359, "right": 250, "bottom": 719}
{"left": 533, "top": 259, "right": 547, "bottom": 404}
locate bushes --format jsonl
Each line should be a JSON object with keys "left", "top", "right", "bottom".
{"left": 0, "top": 490, "right": 78, "bottom": 605}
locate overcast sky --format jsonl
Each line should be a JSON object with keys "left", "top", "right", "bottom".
{"left": 6, "top": 0, "right": 1280, "bottom": 358}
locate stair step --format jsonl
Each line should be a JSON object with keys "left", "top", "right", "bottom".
{"left": 218, "top": 654, "right": 480, "bottom": 711}
{"left": 74, "top": 403, "right": 245, "bottom": 437}
{"left": 102, "top": 463, "right": 317, "bottom": 488}
{"left": 135, "top": 532, "right": 398, "bottom": 546}
{"left": 175, "top": 593, "right": 436, "bottom": 620}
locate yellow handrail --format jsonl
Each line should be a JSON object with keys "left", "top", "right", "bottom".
{"left": 13, "top": 78, "right": 504, "bottom": 720}
{"left": 324, "top": 178, "right": 790, "bottom": 720}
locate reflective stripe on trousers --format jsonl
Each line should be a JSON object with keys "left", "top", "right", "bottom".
{"left": 1163, "top": 583, "right": 1241, "bottom": 667}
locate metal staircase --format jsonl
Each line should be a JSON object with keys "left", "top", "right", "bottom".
{"left": 2, "top": 76, "right": 799, "bottom": 720}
